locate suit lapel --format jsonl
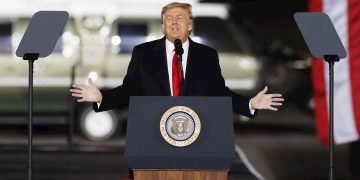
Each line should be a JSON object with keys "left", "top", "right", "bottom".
{"left": 182, "top": 38, "right": 197, "bottom": 95}
{"left": 157, "top": 37, "right": 171, "bottom": 96}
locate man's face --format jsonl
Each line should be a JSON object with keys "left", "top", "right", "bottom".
{"left": 162, "top": 7, "right": 193, "bottom": 43}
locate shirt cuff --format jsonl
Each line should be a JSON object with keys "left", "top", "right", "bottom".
{"left": 249, "top": 98, "right": 255, "bottom": 115}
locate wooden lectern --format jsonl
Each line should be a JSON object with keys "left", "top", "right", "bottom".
{"left": 133, "top": 169, "right": 228, "bottom": 180}
{"left": 126, "top": 96, "right": 235, "bottom": 180}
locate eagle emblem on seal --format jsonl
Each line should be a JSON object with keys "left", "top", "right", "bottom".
{"left": 171, "top": 117, "right": 190, "bottom": 137}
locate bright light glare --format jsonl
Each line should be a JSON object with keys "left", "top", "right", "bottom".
{"left": 111, "top": 36, "right": 121, "bottom": 46}
{"left": 146, "top": 34, "right": 157, "bottom": 42}
{"left": 238, "top": 56, "right": 257, "bottom": 70}
{"left": 88, "top": 71, "right": 99, "bottom": 82}
{"left": 63, "top": 47, "right": 73, "bottom": 58}
{"left": 84, "top": 111, "right": 114, "bottom": 139}
{"left": 192, "top": 36, "right": 202, "bottom": 43}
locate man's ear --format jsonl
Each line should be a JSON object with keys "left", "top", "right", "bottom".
{"left": 188, "top": 19, "right": 193, "bottom": 31}
{"left": 161, "top": 23, "right": 165, "bottom": 34}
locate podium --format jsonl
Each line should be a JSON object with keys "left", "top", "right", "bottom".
{"left": 125, "top": 96, "right": 235, "bottom": 180}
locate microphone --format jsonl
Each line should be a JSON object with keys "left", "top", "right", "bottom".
{"left": 174, "top": 39, "right": 184, "bottom": 56}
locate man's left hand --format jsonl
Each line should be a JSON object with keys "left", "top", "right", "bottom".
{"left": 251, "top": 86, "right": 284, "bottom": 111}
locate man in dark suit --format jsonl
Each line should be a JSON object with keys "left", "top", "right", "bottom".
{"left": 70, "top": 2, "right": 284, "bottom": 117}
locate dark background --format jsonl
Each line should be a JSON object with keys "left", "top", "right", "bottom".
{"left": 202, "top": 0, "right": 309, "bottom": 53}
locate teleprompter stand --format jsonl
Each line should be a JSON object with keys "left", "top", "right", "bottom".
{"left": 16, "top": 11, "right": 68, "bottom": 180}
{"left": 294, "top": 12, "right": 347, "bottom": 180}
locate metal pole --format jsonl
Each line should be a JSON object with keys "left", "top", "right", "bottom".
{"left": 67, "top": 65, "right": 76, "bottom": 145}
{"left": 28, "top": 59, "right": 34, "bottom": 180}
{"left": 328, "top": 60, "right": 334, "bottom": 180}
{"left": 324, "top": 55, "right": 339, "bottom": 180}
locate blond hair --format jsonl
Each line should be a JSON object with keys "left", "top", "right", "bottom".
{"left": 161, "top": 2, "right": 193, "bottom": 24}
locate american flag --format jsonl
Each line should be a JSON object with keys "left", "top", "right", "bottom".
{"left": 309, "top": 0, "right": 360, "bottom": 145}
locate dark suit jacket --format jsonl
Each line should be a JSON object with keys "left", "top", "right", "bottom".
{"left": 95, "top": 37, "right": 255, "bottom": 117}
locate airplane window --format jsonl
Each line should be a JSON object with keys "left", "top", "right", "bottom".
{"left": 0, "top": 23, "right": 12, "bottom": 54}
{"left": 117, "top": 23, "right": 148, "bottom": 54}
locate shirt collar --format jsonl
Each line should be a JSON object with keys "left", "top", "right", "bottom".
{"left": 165, "top": 38, "right": 189, "bottom": 53}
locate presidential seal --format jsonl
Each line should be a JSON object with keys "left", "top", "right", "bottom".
{"left": 160, "top": 106, "right": 201, "bottom": 147}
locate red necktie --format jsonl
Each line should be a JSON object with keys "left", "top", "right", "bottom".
{"left": 172, "top": 53, "right": 183, "bottom": 96}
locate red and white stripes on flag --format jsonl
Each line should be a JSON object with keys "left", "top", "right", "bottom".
{"left": 309, "top": 0, "right": 360, "bottom": 145}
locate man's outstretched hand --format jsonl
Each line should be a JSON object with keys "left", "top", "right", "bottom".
{"left": 251, "top": 86, "right": 284, "bottom": 111}
{"left": 70, "top": 78, "right": 102, "bottom": 103}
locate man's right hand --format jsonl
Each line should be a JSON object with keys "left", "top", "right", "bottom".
{"left": 70, "top": 78, "right": 102, "bottom": 103}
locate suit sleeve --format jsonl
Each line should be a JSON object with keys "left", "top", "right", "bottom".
{"left": 93, "top": 46, "right": 142, "bottom": 112}
{"left": 209, "top": 49, "right": 256, "bottom": 118}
